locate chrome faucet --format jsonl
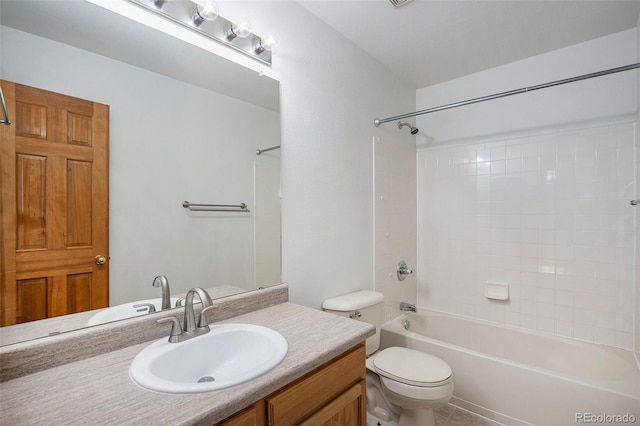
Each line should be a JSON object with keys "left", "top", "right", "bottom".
{"left": 400, "top": 302, "right": 417, "bottom": 312}
{"left": 152, "top": 275, "right": 171, "bottom": 310}
{"left": 157, "top": 287, "right": 214, "bottom": 343}
{"left": 183, "top": 287, "right": 214, "bottom": 334}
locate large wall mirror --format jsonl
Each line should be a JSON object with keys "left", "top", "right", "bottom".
{"left": 0, "top": 0, "right": 281, "bottom": 345}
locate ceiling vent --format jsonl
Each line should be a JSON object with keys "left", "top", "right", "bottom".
{"left": 389, "top": 0, "right": 413, "bottom": 8}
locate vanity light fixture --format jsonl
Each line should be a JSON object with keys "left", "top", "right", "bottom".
{"left": 128, "top": 0, "right": 275, "bottom": 66}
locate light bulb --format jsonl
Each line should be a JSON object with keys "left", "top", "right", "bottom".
{"left": 255, "top": 37, "right": 278, "bottom": 54}
{"left": 228, "top": 18, "right": 252, "bottom": 39}
{"left": 262, "top": 37, "right": 278, "bottom": 53}
{"left": 191, "top": 0, "right": 218, "bottom": 26}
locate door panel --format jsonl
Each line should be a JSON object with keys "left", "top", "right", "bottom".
{"left": 0, "top": 80, "right": 109, "bottom": 326}
{"left": 15, "top": 101, "right": 47, "bottom": 140}
{"left": 67, "top": 112, "right": 93, "bottom": 146}
{"left": 16, "top": 277, "right": 48, "bottom": 323}
{"left": 67, "top": 160, "right": 93, "bottom": 247}
{"left": 65, "top": 272, "right": 93, "bottom": 314}
{"left": 16, "top": 154, "right": 47, "bottom": 250}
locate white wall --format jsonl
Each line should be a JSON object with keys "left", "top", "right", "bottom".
{"left": 222, "top": 2, "right": 415, "bottom": 308}
{"left": 416, "top": 30, "right": 638, "bottom": 350}
{"left": 636, "top": 16, "right": 640, "bottom": 355}
{"left": 1, "top": 26, "right": 280, "bottom": 304}
{"left": 416, "top": 30, "right": 636, "bottom": 145}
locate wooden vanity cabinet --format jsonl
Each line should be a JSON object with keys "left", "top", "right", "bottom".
{"left": 216, "top": 343, "right": 366, "bottom": 426}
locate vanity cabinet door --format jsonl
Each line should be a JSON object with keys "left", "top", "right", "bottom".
{"left": 265, "top": 344, "right": 366, "bottom": 425}
{"left": 299, "top": 381, "right": 366, "bottom": 426}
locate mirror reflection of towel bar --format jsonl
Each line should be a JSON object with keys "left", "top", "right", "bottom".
{"left": 256, "top": 145, "right": 280, "bottom": 155}
{"left": 182, "top": 201, "right": 250, "bottom": 212}
{"left": 0, "top": 87, "right": 11, "bottom": 126}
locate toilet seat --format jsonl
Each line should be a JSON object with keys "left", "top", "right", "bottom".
{"left": 373, "top": 347, "right": 452, "bottom": 387}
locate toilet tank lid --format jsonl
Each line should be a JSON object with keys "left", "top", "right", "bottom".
{"left": 322, "top": 290, "right": 384, "bottom": 311}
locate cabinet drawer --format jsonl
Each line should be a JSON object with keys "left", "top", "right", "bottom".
{"left": 215, "top": 402, "right": 265, "bottom": 426}
{"left": 266, "top": 344, "right": 366, "bottom": 425}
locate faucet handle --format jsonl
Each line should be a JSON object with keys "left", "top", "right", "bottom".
{"left": 198, "top": 306, "right": 215, "bottom": 329}
{"left": 157, "top": 317, "right": 182, "bottom": 343}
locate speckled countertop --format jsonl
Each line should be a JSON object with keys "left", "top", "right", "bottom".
{"left": 0, "top": 302, "right": 374, "bottom": 425}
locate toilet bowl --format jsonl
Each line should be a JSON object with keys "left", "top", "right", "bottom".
{"left": 368, "top": 347, "right": 453, "bottom": 426}
{"left": 322, "top": 290, "right": 454, "bottom": 426}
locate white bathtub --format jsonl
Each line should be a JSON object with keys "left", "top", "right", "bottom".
{"left": 380, "top": 310, "right": 640, "bottom": 425}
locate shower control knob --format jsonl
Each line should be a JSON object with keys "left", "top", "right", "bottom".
{"left": 397, "top": 260, "right": 414, "bottom": 281}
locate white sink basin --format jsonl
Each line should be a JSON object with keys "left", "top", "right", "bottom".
{"left": 129, "top": 323, "right": 288, "bottom": 394}
{"left": 87, "top": 298, "right": 179, "bottom": 326}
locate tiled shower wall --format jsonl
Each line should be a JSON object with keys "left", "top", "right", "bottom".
{"left": 374, "top": 137, "right": 417, "bottom": 323}
{"left": 417, "top": 121, "right": 636, "bottom": 349}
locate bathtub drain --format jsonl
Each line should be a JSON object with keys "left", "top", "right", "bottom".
{"left": 198, "top": 376, "right": 215, "bottom": 383}
{"left": 402, "top": 319, "right": 410, "bottom": 330}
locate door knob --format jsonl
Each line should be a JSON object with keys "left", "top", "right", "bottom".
{"left": 94, "top": 255, "right": 107, "bottom": 265}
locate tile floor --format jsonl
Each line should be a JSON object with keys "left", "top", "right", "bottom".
{"left": 435, "top": 404, "right": 503, "bottom": 426}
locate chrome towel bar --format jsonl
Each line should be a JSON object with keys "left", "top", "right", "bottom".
{"left": 182, "top": 201, "right": 250, "bottom": 212}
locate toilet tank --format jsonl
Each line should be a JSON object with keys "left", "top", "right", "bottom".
{"left": 322, "top": 290, "right": 384, "bottom": 356}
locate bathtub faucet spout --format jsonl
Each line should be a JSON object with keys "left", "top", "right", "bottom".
{"left": 400, "top": 302, "right": 416, "bottom": 312}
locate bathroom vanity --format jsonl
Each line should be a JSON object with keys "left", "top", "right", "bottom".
{"left": 0, "top": 286, "right": 374, "bottom": 425}
{"left": 218, "top": 344, "right": 366, "bottom": 425}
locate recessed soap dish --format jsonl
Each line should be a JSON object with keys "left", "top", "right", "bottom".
{"left": 485, "top": 281, "right": 509, "bottom": 300}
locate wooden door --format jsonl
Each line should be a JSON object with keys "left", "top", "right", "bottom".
{"left": 0, "top": 81, "right": 109, "bottom": 326}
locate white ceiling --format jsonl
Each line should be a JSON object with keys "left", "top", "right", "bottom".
{"left": 297, "top": 0, "right": 640, "bottom": 89}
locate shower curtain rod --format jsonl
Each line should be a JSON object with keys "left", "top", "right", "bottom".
{"left": 373, "top": 63, "right": 640, "bottom": 127}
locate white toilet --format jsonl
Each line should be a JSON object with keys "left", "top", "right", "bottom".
{"left": 323, "top": 290, "right": 453, "bottom": 426}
